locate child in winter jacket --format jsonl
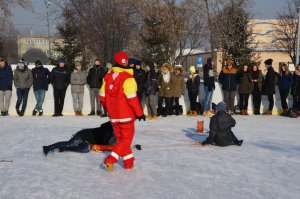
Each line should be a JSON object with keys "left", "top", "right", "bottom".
{"left": 201, "top": 102, "right": 243, "bottom": 147}
{"left": 99, "top": 52, "right": 145, "bottom": 171}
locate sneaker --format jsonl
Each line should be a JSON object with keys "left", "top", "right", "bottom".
{"left": 16, "top": 109, "right": 23, "bottom": 116}
{"left": 38, "top": 110, "right": 43, "bottom": 116}
{"left": 32, "top": 109, "right": 38, "bottom": 116}
{"left": 52, "top": 113, "right": 59, "bottom": 117}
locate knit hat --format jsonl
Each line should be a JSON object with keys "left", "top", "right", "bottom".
{"left": 18, "top": 59, "right": 24, "bottom": 64}
{"left": 0, "top": 57, "right": 5, "bottom": 62}
{"left": 190, "top": 65, "right": 196, "bottom": 73}
{"left": 264, "top": 59, "right": 273, "bottom": 66}
{"left": 57, "top": 58, "right": 65, "bottom": 63}
{"left": 35, "top": 59, "right": 42, "bottom": 66}
{"left": 216, "top": 102, "right": 227, "bottom": 112}
{"left": 114, "top": 52, "right": 128, "bottom": 66}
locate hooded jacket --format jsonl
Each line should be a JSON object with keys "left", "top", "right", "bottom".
{"left": 0, "top": 64, "right": 13, "bottom": 91}
{"left": 218, "top": 67, "right": 238, "bottom": 91}
{"left": 13, "top": 65, "right": 33, "bottom": 89}
{"left": 99, "top": 64, "right": 143, "bottom": 123}
{"left": 32, "top": 65, "right": 50, "bottom": 91}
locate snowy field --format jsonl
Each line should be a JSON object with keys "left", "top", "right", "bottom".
{"left": 0, "top": 115, "right": 299, "bottom": 199}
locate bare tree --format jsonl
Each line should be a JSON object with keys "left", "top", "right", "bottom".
{"left": 273, "top": 0, "right": 300, "bottom": 64}
{"left": 0, "top": 22, "right": 20, "bottom": 63}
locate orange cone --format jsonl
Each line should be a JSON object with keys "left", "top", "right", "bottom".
{"left": 197, "top": 120, "right": 204, "bottom": 133}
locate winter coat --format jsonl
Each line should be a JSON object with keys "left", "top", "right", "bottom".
{"left": 13, "top": 66, "right": 33, "bottom": 89}
{"left": 186, "top": 74, "right": 200, "bottom": 93}
{"left": 202, "top": 110, "right": 236, "bottom": 146}
{"left": 252, "top": 70, "right": 264, "bottom": 92}
{"left": 99, "top": 64, "right": 143, "bottom": 123}
{"left": 32, "top": 66, "right": 50, "bottom": 91}
{"left": 279, "top": 72, "right": 293, "bottom": 91}
{"left": 218, "top": 67, "right": 238, "bottom": 91}
{"left": 0, "top": 64, "right": 13, "bottom": 91}
{"left": 203, "top": 64, "right": 215, "bottom": 90}
{"left": 70, "top": 70, "right": 87, "bottom": 93}
{"left": 50, "top": 66, "right": 70, "bottom": 90}
{"left": 291, "top": 71, "right": 300, "bottom": 96}
{"left": 237, "top": 71, "right": 253, "bottom": 94}
{"left": 144, "top": 70, "right": 158, "bottom": 96}
{"left": 172, "top": 73, "right": 185, "bottom": 97}
{"left": 158, "top": 72, "right": 175, "bottom": 98}
{"left": 87, "top": 65, "right": 106, "bottom": 89}
{"left": 134, "top": 68, "right": 146, "bottom": 94}
{"left": 263, "top": 66, "right": 276, "bottom": 95}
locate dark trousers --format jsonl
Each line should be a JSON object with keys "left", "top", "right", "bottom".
{"left": 279, "top": 89, "right": 289, "bottom": 110}
{"left": 267, "top": 94, "right": 274, "bottom": 111}
{"left": 188, "top": 91, "right": 198, "bottom": 111}
{"left": 223, "top": 90, "right": 236, "bottom": 111}
{"left": 170, "top": 97, "right": 180, "bottom": 113}
{"left": 137, "top": 91, "right": 144, "bottom": 102}
{"left": 293, "top": 95, "right": 300, "bottom": 111}
{"left": 54, "top": 88, "right": 67, "bottom": 114}
{"left": 252, "top": 90, "right": 262, "bottom": 111}
{"left": 16, "top": 88, "right": 29, "bottom": 112}
{"left": 158, "top": 96, "right": 171, "bottom": 116}
{"left": 239, "top": 93, "right": 250, "bottom": 110}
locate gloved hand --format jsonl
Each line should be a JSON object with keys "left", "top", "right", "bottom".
{"left": 137, "top": 114, "right": 146, "bottom": 121}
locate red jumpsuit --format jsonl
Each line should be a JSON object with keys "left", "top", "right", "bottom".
{"left": 99, "top": 65, "right": 143, "bottom": 169}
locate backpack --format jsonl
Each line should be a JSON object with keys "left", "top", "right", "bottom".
{"left": 274, "top": 72, "right": 281, "bottom": 85}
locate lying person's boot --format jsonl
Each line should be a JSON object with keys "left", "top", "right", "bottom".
{"left": 235, "top": 140, "right": 243, "bottom": 146}
{"left": 43, "top": 146, "right": 50, "bottom": 156}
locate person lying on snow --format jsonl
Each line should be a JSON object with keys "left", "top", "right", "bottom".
{"left": 42, "top": 121, "right": 116, "bottom": 156}
{"left": 200, "top": 102, "right": 243, "bottom": 146}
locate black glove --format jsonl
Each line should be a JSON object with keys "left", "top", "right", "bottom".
{"left": 137, "top": 114, "right": 146, "bottom": 121}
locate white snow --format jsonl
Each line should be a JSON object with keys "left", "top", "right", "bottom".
{"left": 0, "top": 115, "right": 299, "bottom": 199}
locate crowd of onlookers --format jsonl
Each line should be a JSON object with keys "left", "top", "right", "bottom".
{"left": 0, "top": 56, "right": 300, "bottom": 118}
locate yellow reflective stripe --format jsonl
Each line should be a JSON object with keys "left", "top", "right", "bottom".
{"left": 123, "top": 78, "right": 137, "bottom": 96}
{"left": 112, "top": 67, "right": 133, "bottom": 75}
{"left": 99, "top": 80, "right": 106, "bottom": 95}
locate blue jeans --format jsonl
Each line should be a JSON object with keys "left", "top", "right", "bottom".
{"left": 16, "top": 88, "right": 29, "bottom": 111}
{"left": 203, "top": 86, "right": 214, "bottom": 112}
{"left": 34, "top": 89, "right": 46, "bottom": 111}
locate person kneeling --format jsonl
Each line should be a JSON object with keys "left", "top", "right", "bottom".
{"left": 43, "top": 121, "right": 116, "bottom": 156}
{"left": 202, "top": 102, "right": 243, "bottom": 146}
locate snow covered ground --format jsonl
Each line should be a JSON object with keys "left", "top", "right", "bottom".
{"left": 0, "top": 115, "right": 299, "bottom": 199}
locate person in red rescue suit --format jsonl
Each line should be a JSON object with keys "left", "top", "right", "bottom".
{"left": 99, "top": 51, "right": 145, "bottom": 171}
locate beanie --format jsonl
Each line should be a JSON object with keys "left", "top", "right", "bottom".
{"left": 190, "top": 65, "right": 196, "bottom": 73}
{"left": 57, "top": 58, "right": 65, "bottom": 63}
{"left": 114, "top": 52, "right": 128, "bottom": 66}
{"left": 35, "top": 59, "right": 42, "bottom": 66}
{"left": 216, "top": 102, "right": 227, "bottom": 112}
{"left": 264, "top": 59, "right": 273, "bottom": 66}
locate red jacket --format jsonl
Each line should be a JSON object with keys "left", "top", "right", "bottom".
{"left": 99, "top": 65, "right": 143, "bottom": 123}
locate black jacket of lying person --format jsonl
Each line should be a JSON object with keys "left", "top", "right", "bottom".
{"left": 202, "top": 102, "right": 243, "bottom": 146}
{"left": 43, "top": 121, "right": 116, "bottom": 156}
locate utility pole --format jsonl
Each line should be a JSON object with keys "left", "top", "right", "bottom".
{"left": 44, "top": 0, "right": 52, "bottom": 59}
{"left": 296, "top": 6, "right": 300, "bottom": 66}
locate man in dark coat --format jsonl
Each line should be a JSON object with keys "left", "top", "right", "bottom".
{"left": 31, "top": 59, "right": 51, "bottom": 116}
{"left": 262, "top": 59, "right": 276, "bottom": 115}
{"left": 0, "top": 57, "right": 13, "bottom": 116}
{"left": 43, "top": 121, "right": 116, "bottom": 156}
{"left": 50, "top": 58, "right": 70, "bottom": 117}
{"left": 133, "top": 60, "right": 146, "bottom": 102}
{"left": 86, "top": 59, "right": 106, "bottom": 116}
{"left": 202, "top": 102, "right": 243, "bottom": 147}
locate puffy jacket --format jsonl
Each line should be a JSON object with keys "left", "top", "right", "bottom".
{"left": 144, "top": 70, "right": 158, "bottom": 95}
{"left": 13, "top": 66, "right": 33, "bottom": 89}
{"left": 186, "top": 74, "right": 200, "bottom": 93}
{"left": 50, "top": 66, "right": 70, "bottom": 90}
{"left": 291, "top": 71, "right": 300, "bottom": 96}
{"left": 99, "top": 64, "right": 143, "bottom": 123}
{"left": 237, "top": 71, "right": 253, "bottom": 94}
{"left": 87, "top": 65, "right": 106, "bottom": 88}
{"left": 263, "top": 66, "right": 276, "bottom": 95}
{"left": 70, "top": 70, "right": 87, "bottom": 93}
{"left": 203, "top": 64, "right": 215, "bottom": 89}
{"left": 158, "top": 72, "right": 175, "bottom": 97}
{"left": 202, "top": 110, "right": 236, "bottom": 146}
{"left": 218, "top": 67, "right": 238, "bottom": 91}
{"left": 32, "top": 66, "right": 50, "bottom": 91}
{"left": 279, "top": 72, "right": 293, "bottom": 91}
{"left": 0, "top": 64, "right": 13, "bottom": 91}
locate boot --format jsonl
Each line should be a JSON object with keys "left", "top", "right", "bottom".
{"left": 78, "top": 111, "right": 83, "bottom": 116}
{"left": 244, "top": 110, "right": 249, "bottom": 115}
{"left": 38, "top": 110, "right": 43, "bottom": 116}
{"left": 254, "top": 109, "right": 260, "bottom": 115}
{"left": 280, "top": 109, "right": 288, "bottom": 116}
{"left": 32, "top": 109, "right": 38, "bottom": 116}
{"left": 75, "top": 111, "right": 79, "bottom": 116}
{"left": 88, "top": 111, "right": 95, "bottom": 116}
{"left": 100, "top": 113, "right": 107, "bottom": 117}
{"left": 263, "top": 110, "right": 272, "bottom": 115}
{"left": 43, "top": 146, "right": 51, "bottom": 156}
{"left": 297, "top": 111, "right": 300, "bottom": 116}
{"left": 16, "top": 109, "right": 23, "bottom": 116}
{"left": 240, "top": 110, "right": 245, "bottom": 115}
{"left": 0, "top": 111, "right": 4, "bottom": 116}
{"left": 192, "top": 111, "right": 198, "bottom": 116}
{"left": 96, "top": 111, "right": 101, "bottom": 116}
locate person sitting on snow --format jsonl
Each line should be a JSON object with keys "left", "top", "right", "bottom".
{"left": 201, "top": 102, "right": 243, "bottom": 146}
{"left": 42, "top": 121, "right": 116, "bottom": 156}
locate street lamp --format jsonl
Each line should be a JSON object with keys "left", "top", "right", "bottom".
{"left": 296, "top": 6, "right": 300, "bottom": 66}
{"left": 44, "top": 0, "right": 52, "bottom": 59}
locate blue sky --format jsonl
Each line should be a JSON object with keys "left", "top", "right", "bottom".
{"left": 10, "top": 0, "right": 288, "bottom": 35}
